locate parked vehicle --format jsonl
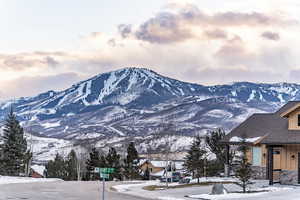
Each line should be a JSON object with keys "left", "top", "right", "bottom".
{"left": 160, "top": 172, "right": 182, "bottom": 182}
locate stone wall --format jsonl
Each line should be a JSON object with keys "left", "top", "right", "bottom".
{"left": 280, "top": 170, "right": 298, "bottom": 185}
{"left": 251, "top": 166, "right": 266, "bottom": 179}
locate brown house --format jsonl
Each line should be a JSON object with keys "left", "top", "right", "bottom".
{"left": 140, "top": 160, "right": 185, "bottom": 177}
{"left": 222, "top": 101, "right": 300, "bottom": 185}
{"left": 140, "top": 160, "right": 166, "bottom": 175}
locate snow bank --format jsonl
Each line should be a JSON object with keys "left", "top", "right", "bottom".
{"left": 112, "top": 180, "right": 158, "bottom": 192}
{"left": 190, "top": 177, "right": 238, "bottom": 184}
{"left": 189, "top": 192, "right": 268, "bottom": 200}
{"left": 158, "top": 197, "right": 185, "bottom": 200}
{"left": 0, "top": 176, "right": 61, "bottom": 185}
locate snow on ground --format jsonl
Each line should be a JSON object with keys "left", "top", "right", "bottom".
{"left": 41, "top": 121, "right": 61, "bottom": 129}
{"left": 0, "top": 176, "right": 61, "bottom": 185}
{"left": 26, "top": 133, "right": 73, "bottom": 163}
{"left": 112, "top": 178, "right": 300, "bottom": 200}
{"left": 188, "top": 185, "right": 294, "bottom": 200}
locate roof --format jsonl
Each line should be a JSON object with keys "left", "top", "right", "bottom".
{"left": 276, "top": 101, "right": 300, "bottom": 115}
{"left": 223, "top": 101, "right": 300, "bottom": 144}
{"left": 31, "top": 165, "right": 45, "bottom": 176}
{"left": 280, "top": 103, "right": 300, "bottom": 117}
{"left": 140, "top": 160, "right": 184, "bottom": 169}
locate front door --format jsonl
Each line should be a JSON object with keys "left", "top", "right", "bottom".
{"left": 298, "top": 152, "right": 300, "bottom": 184}
{"left": 273, "top": 149, "right": 281, "bottom": 183}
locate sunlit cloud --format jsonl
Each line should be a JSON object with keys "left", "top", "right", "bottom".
{"left": 1, "top": 1, "right": 300, "bottom": 99}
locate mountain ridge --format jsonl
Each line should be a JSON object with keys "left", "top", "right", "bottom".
{"left": 0, "top": 67, "right": 299, "bottom": 143}
{"left": 2, "top": 67, "right": 300, "bottom": 162}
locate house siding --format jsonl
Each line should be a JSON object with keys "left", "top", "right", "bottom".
{"left": 288, "top": 108, "right": 300, "bottom": 130}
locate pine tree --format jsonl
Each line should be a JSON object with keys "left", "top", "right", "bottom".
{"left": 106, "top": 147, "right": 122, "bottom": 180}
{"left": 205, "top": 129, "right": 234, "bottom": 173}
{"left": 1, "top": 109, "right": 28, "bottom": 176}
{"left": 45, "top": 153, "right": 67, "bottom": 179}
{"left": 235, "top": 139, "right": 252, "bottom": 193}
{"left": 65, "top": 150, "right": 78, "bottom": 181}
{"left": 85, "top": 148, "right": 101, "bottom": 180}
{"left": 123, "top": 142, "right": 140, "bottom": 180}
{"left": 184, "top": 135, "right": 207, "bottom": 183}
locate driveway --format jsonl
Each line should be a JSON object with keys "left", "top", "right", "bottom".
{"left": 0, "top": 181, "right": 151, "bottom": 200}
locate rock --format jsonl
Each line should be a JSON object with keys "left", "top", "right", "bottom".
{"left": 210, "top": 184, "right": 228, "bottom": 195}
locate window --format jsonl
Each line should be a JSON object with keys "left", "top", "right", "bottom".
{"left": 298, "top": 114, "right": 300, "bottom": 126}
{"left": 252, "top": 147, "right": 262, "bottom": 166}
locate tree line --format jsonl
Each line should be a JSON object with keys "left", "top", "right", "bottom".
{"left": 0, "top": 109, "right": 253, "bottom": 192}
{"left": 45, "top": 142, "right": 141, "bottom": 181}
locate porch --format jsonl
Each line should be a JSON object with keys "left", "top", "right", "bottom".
{"left": 225, "top": 144, "right": 300, "bottom": 185}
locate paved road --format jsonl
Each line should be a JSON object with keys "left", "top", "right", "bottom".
{"left": 0, "top": 181, "right": 150, "bottom": 200}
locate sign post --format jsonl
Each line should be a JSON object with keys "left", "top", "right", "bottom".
{"left": 94, "top": 167, "right": 115, "bottom": 200}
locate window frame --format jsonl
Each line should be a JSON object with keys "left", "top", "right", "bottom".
{"left": 252, "top": 146, "right": 262, "bottom": 166}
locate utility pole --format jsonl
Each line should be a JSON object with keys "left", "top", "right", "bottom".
{"left": 102, "top": 177, "right": 105, "bottom": 200}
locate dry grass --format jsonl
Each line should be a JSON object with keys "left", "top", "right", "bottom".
{"left": 143, "top": 181, "right": 236, "bottom": 191}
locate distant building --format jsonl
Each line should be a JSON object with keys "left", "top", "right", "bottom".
{"left": 139, "top": 159, "right": 184, "bottom": 178}
{"left": 30, "top": 165, "right": 45, "bottom": 178}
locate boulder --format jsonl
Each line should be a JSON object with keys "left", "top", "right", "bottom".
{"left": 210, "top": 184, "right": 228, "bottom": 195}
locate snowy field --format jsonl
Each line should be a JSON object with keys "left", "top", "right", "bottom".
{"left": 0, "top": 176, "right": 61, "bottom": 185}
{"left": 112, "top": 178, "right": 300, "bottom": 200}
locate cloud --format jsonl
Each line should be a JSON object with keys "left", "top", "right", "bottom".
{"left": 118, "top": 24, "right": 132, "bottom": 38}
{"left": 0, "top": 52, "right": 64, "bottom": 71}
{"left": 119, "top": 3, "right": 297, "bottom": 44}
{"left": 261, "top": 31, "right": 280, "bottom": 41}
{"left": 0, "top": 73, "right": 83, "bottom": 99}
{"left": 204, "top": 29, "right": 228, "bottom": 39}
{"left": 1, "top": 1, "right": 300, "bottom": 99}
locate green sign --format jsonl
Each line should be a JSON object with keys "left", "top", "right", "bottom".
{"left": 100, "top": 173, "right": 109, "bottom": 179}
{"left": 100, "top": 168, "right": 115, "bottom": 174}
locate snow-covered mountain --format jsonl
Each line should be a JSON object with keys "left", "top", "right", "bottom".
{"left": 1, "top": 67, "right": 300, "bottom": 159}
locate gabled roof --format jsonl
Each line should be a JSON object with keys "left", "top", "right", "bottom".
{"left": 279, "top": 102, "right": 300, "bottom": 117}
{"left": 223, "top": 101, "right": 300, "bottom": 144}
{"left": 276, "top": 101, "right": 300, "bottom": 116}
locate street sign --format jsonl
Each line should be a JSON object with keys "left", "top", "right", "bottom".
{"left": 100, "top": 168, "right": 115, "bottom": 174}
{"left": 100, "top": 173, "right": 109, "bottom": 179}
{"left": 93, "top": 167, "right": 115, "bottom": 200}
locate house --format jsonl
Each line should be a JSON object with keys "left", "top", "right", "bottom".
{"left": 140, "top": 159, "right": 184, "bottom": 178}
{"left": 30, "top": 165, "right": 45, "bottom": 178}
{"left": 222, "top": 101, "right": 300, "bottom": 185}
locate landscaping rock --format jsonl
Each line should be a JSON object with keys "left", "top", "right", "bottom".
{"left": 210, "top": 184, "right": 228, "bottom": 195}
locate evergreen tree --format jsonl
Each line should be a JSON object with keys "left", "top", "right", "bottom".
{"left": 85, "top": 148, "right": 101, "bottom": 180}
{"left": 65, "top": 150, "right": 78, "bottom": 181}
{"left": 1, "top": 109, "right": 28, "bottom": 176}
{"left": 45, "top": 153, "right": 67, "bottom": 179}
{"left": 184, "top": 135, "right": 207, "bottom": 183}
{"left": 235, "top": 139, "right": 252, "bottom": 193}
{"left": 106, "top": 147, "right": 122, "bottom": 180}
{"left": 123, "top": 142, "right": 140, "bottom": 180}
{"left": 205, "top": 128, "right": 234, "bottom": 173}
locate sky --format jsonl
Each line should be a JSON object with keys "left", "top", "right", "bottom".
{"left": 1, "top": 0, "right": 300, "bottom": 99}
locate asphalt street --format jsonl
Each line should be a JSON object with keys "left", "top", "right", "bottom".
{"left": 0, "top": 181, "right": 150, "bottom": 200}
